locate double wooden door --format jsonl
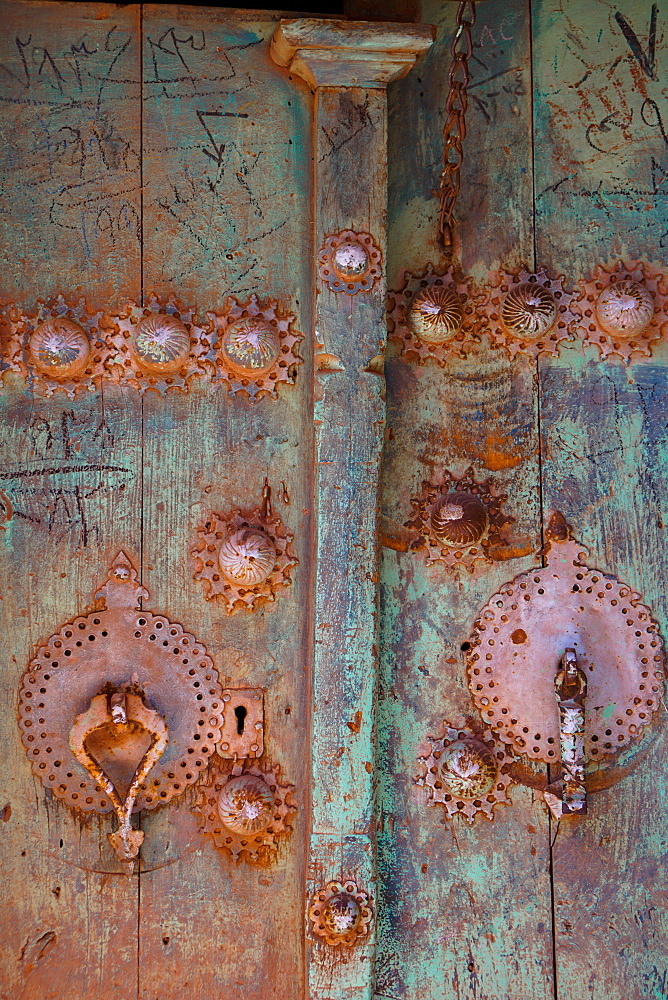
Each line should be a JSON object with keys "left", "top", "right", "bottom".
{"left": 1, "top": 2, "right": 666, "bottom": 999}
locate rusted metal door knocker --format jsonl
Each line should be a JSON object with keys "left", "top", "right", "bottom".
{"left": 18, "top": 552, "right": 225, "bottom": 870}
{"left": 421, "top": 515, "right": 666, "bottom": 825}
{"left": 554, "top": 648, "right": 587, "bottom": 815}
{"left": 69, "top": 690, "right": 168, "bottom": 861}
{"left": 464, "top": 514, "right": 666, "bottom": 819}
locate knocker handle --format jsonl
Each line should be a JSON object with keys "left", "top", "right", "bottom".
{"left": 555, "top": 648, "right": 588, "bottom": 815}
{"left": 69, "top": 690, "right": 168, "bottom": 863}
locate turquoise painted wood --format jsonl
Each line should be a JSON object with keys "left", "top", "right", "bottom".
{"left": 378, "top": 4, "right": 553, "bottom": 999}
{"left": 0, "top": 4, "right": 142, "bottom": 996}
{"left": 534, "top": 2, "right": 668, "bottom": 996}
{"left": 1, "top": 2, "right": 667, "bottom": 998}
{"left": 136, "top": 8, "right": 314, "bottom": 998}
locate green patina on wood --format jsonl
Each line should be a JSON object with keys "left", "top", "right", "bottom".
{"left": 137, "top": 9, "right": 313, "bottom": 998}
{"left": 0, "top": 4, "right": 142, "bottom": 996}
{"left": 379, "top": 4, "right": 552, "bottom": 999}
{"left": 1, "top": 2, "right": 667, "bottom": 998}
{"left": 535, "top": 2, "right": 668, "bottom": 996}
{"left": 377, "top": 2, "right": 668, "bottom": 999}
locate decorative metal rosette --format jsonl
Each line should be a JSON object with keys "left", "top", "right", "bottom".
{"left": 308, "top": 879, "right": 374, "bottom": 948}
{"left": 207, "top": 294, "right": 303, "bottom": 399}
{"left": 318, "top": 230, "right": 382, "bottom": 294}
{"left": 387, "top": 264, "right": 484, "bottom": 364}
{"left": 405, "top": 467, "right": 514, "bottom": 574}
{"left": 105, "top": 295, "right": 211, "bottom": 394}
{"left": 6, "top": 295, "right": 108, "bottom": 397}
{"left": 417, "top": 718, "right": 515, "bottom": 823}
{"left": 572, "top": 259, "right": 668, "bottom": 363}
{"left": 191, "top": 503, "right": 297, "bottom": 613}
{"left": 194, "top": 758, "right": 295, "bottom": 861}
{"left": 479, "top": 267, "right": 578, "bottom": 360}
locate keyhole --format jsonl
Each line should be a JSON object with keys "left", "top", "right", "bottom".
{"left": 235, "top": 705, "right": 247, "bottom": 736}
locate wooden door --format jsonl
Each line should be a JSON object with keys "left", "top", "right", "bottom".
{"left": 379, "top": 2, "right": 668, "bottom": 999}
{"left": 0, "top": 3, "right": 666, "bottom": 1000}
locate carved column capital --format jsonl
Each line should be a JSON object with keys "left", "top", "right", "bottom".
{"left": 271, "top": 17, "right": 434, "bottom": 90}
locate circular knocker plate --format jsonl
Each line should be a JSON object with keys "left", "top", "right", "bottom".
{"left": 466, "top": 529, "right": 665, "bottom": 763}
{"left": 18, "top": 552, "right": 224, "bottom": 813}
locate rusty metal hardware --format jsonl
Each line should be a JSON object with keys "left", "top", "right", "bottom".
{"left": 208, "top": 293, "right": 304, "bottom": 399}
{"left": 388, "top": 264, "right": 482, "bottom": 364}
{"left": 573, "top": 259, "right": 668, "bottom": 363}
{"left": 193, "top": 677, "right": 295, "bottom": 861}
{"left": 192, "top": 480, "right": 298, "bottom": 612}
{"left": 466, "top": 516, "right": 666, "bottom": 779}
{"left": 5, "top": 295, "right": 109, "bottom": 398}
{"left": 2, "top": 293, "right": 303, "bottom": 399}
{"left": 417, "top": 717, "right": 514, "bottom": 823}
{"left": 105, "top": 296, "right": 210, "bottom": 393}
{"left": 479, "top": 267, "right": 579, "bottom": 360}
{"left": 194, "top": 757, "right": 295, "bottom": 862}
{"left": 18, "top": 552, "right": 225, "bottom": 866}
{"left": 553, "top": 648, "right": 587, "bottom": 816}
{"left": 317, "top": 230, "right": 382, "bottom": 294}
{"left": 69, "top": 690, "right": 168, "bottom": 861}
{"left": 218, "top": 688, "right": 264, "bottom": 759}
{"left": 406, "top": 466, "right": 514, "bottom": 574}
{"left": 437, "top": 1, "right": 476, "bottom": 252}
{"left": 308, "top": 880, "right": 374, "bottom": 948}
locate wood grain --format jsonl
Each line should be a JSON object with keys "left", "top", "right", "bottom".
{"left": 377, "top": 3, "right": 553, "bottom": 999}
{"left": 535, "top": 3, "right": 668, "bottom": 995}
{"left": 137, "top": 8, "right": 313, "bottom": 998}
{"left": 307, "top": 83, "right": 387, "bottom": 1000}
{"left": 0, "top": 3, "right": 142, "bottom": 997}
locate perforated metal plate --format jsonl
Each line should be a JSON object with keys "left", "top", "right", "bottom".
{"left": 466, "top": 533, "right": 665, "bottom": 762}
{"left": 18, "top": 553, "right": 224, "bottom": 812}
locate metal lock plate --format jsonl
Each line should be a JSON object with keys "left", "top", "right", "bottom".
{"left": 218, "top": 688, "right": 264, "bottom": 759}
{"left": 466, "top": 523, "right": 666, "bottom": 764}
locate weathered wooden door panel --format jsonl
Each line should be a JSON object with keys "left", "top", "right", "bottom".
{"left": 2, "top": 1, "right": 668, "bottom": 998}
{"left": 137, "top": 8, "right": 313, "bottom": 996}
{"left": 378, "top": 3, "right": 553, "bottom": 999}
{"left": 377, "top": 2, "right": 668, "bottom": 999}
{"left": 0, "top": 4, "right": 142, "bottom": 996}
{"left": 534, "top": 3, "right": 668, "bottom": 995}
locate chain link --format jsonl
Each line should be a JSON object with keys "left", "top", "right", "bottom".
{"left": 437, "top": 0, "right": 476, "bottom": 252}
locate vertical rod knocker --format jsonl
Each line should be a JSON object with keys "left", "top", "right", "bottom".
{"left": 555, "top": 648, "right": 587, "bottom": 815}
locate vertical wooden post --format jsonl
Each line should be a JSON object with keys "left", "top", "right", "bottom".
{"left": 272, "top": 20, "right": 433, "bottom": 999}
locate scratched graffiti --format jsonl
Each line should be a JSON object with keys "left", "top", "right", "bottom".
{"left": 143, "top": 18, "right": 309, "bottom": 296}
{"left": 534, "top": 2, "right": 668, "bottom": 258}
{"left": 0, "top": 410, "right": 134, "bottom": 547}
{"left": 0, "top": 16, "right": 140, "bottom": 294}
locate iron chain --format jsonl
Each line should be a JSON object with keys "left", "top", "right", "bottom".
{"left": 438, "top": 0, "right": 476, "bottom": 252}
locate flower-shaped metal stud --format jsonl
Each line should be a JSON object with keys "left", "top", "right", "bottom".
{"left": 417, "top": 718, "right": 515, "bottom": 823}
{"left": 308, "top": 879, "right": 374, "bottom": 947}
{"left": 29, "top": 318, "right": 91, "bottom": 378}
{"left": 8, "top": 295, "right": 108, "bottom": 397}
{"left": 406, "top": 467, "right": 514, "bottom": 574}
{"left": 106, "top": 295, "right": 211, "bottom": 394}
{"left": 208, "top": 294, "right": 303, "bottom": 399}
{"left": 388, "top": 264, "right": 483, "bottom": 363}
{"left": 479, "top": 267, "right": 578, "bottom": 360}
{"left": 318, "top": 230, "right": 382, "bottom": 294}
{"left": 194, "top": 759, "right": 295, "bottom": 861}
{"left": 191, "top": 483, "right": 297, "bottom": 613}
{"left": 573, "top": 260, "right": 668, "bottom": 362}
{"left": 131, "top": 314, "right": 191, "bottom": 374}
